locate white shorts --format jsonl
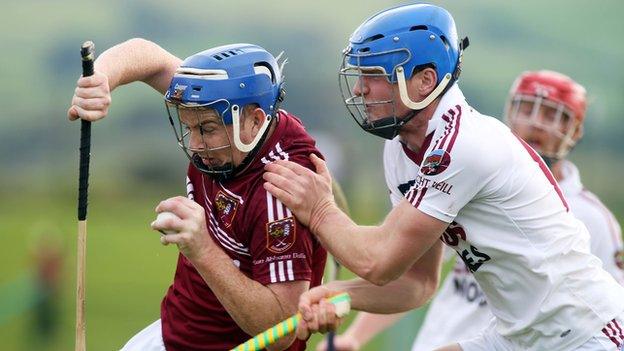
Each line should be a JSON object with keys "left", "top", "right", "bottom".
{"left": 119, "top": 319, "right": 166, "bottom": 351}
{"left": 459, "top": 318, "right": 624, "bottom": 351}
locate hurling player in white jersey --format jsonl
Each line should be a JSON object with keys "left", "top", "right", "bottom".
{"left": 314, "top": 70, "right": 624, "bottom": 351}
{"left": 263, "top": 4, "right": 624, "bottom": 351}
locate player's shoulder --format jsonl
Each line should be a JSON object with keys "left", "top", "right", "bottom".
{"left": 260, "top": 110, "right": 320, "bottom": 166}
{"left": 429, "top": 105, "right": 509, "bottom": 171}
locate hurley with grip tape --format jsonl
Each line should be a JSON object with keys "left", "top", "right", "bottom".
{"left": 75, "top": 40, "right": 94, "bottom": 351}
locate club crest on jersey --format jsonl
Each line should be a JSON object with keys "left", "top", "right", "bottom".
{"left": 421, "top": 149, "right": 451, "bottom": 176}
{"left": 214, "top": 191, "right": 239, "bottom": 228}
{"left": 266, "top": 217, "right": 296, "bottom": 254}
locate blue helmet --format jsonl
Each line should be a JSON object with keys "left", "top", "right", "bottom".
{"left": 339, "top": 3, "right": 468, "bottom": 139}
{"left": 164, "top": 44, "right": 285, "bottom": 179}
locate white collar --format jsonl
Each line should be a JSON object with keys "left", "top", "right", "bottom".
{"left": 557, "top": 160, "right": 583, "bottom": 196}
{"left": 426, "top": 83, "right": 467, "bottom": 135}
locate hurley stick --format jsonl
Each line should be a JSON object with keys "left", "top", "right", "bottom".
{"left": 75, "top": 40, "right": 95, "bottom": 351}
{"left": 230, "top": 293, "right": 351, "bottom": 351}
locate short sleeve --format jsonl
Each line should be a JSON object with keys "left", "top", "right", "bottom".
{"left": 246, "top": 190, "right": 316, "bottom": 286}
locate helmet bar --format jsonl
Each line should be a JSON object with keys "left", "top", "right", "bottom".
{"left": 397, "top": 67, "right": 452, "bottom": 110}
{"left": 231, "top": 104, "right": 272, "bottom": 152}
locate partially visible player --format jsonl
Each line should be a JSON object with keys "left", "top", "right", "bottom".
{"left": 263, "top": 4, "right": 624, "bottom": 351}
{"left": 316, "top": 70, "right": 624, "bottom": 351}
{"left": 68, "top": 39, "right": 328, "bottom": 351}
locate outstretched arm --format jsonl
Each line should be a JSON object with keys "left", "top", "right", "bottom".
{"left": 295, "top": 242, "right": 443, "bottom": 341}
{"left": 68, "top": 38, "right": 182, "bottom": 121}
{"left": 263, "top": 155, "right": 448, "bottom": 285}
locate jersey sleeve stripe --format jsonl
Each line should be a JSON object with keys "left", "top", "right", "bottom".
{"left": 412, "top": 187, "right": 428, "bottom": 208}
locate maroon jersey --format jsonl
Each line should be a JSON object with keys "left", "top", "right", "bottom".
{"left": 161, "top": 111, "right": 327, "bottom": 351}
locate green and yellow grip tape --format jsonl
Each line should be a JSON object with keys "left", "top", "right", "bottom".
{"left": 230, "top": 292, "right": 351, "bottom": 351}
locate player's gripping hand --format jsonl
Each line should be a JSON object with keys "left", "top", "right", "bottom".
{"left": 68, "top": 70, "right": 112, "bottom": 121}
{"left": 315, "top": 334, "right": 360, "bottom": 351}
{"left": 296, "top": 284, "right": 346, "bottom": 341}
{"left": 263, "top": 154, "right": 334, "bottom": 229}
{"left": 151, "top": 196, "right": 215, "bottom": 262}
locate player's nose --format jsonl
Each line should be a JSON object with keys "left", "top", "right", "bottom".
{"left": 352, "top": 77, "right": 369, "bottom": 96}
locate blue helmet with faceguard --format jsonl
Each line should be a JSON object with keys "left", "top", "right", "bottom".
{"left": 339, "top": 3, "right": 468, "bottom": 139}
{"left": 165, "top": 43, "right": 285, "bottom": 180}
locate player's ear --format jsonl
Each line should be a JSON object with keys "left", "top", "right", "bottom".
{"left": 406, "top": 67, "right": 438, "bottom": 101}
{"left": 248, "top": 107, "right": 267, "bottom": 138}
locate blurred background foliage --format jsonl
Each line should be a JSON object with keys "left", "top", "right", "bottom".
{"left": 1, "top": 0, "right": 623, "bottom": 350}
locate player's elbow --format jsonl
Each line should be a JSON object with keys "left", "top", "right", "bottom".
{"left": 361, "top": 261, "right": 404, "bottom": 286}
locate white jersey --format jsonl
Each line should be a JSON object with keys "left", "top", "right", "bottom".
{"left": 382, "top": 84, "right": 624, "bottom": 351}
{"left": 406, "top": 161, "right": 624, "bottom": 351}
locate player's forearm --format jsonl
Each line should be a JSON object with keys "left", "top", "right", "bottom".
{"left": 327, "top": 270, "right": 432, "bottom": 314}
{"left": 191, "top": 250, "right": 298, "bottom": 349}
{"left": 342, "top": 311, "right": 407, "bottom": 347}
{"left": 94, "top": 38, "right": 181, "bottom": 94}
{"left": 312, "top": 205, "right": 408, "bottom": 285}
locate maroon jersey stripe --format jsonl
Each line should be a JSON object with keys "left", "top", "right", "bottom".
{"left": 443, "top": 105, "right": 462, "bottom": 154}
{"left": 515, "top": 135, "right": 569, "bottom": 212}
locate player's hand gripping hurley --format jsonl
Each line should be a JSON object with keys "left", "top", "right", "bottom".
{"left": 230, "top": 293, "right": 351, "bottom": 351}
{"left": 75, "top": 40, "right": 95, "bottom": 351}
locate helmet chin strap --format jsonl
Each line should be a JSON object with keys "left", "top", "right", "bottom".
{"left": 396, "top": 66, "right": 452, "bottom": 110}
{"left": 231, "top": 105, "right": 271, "bottom": 153}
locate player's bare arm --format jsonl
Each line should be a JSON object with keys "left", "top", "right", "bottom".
{"left": 151, "top": 196, "right": 305, "bottom": 350}
{"left": 295, "top": 243, "right": 442, "bottom": 341}
{"left": 68, "top": 38, "right": 181, "bottom": 121}
{"left": 263, "top": 155, "right": 447, "bottom": 285}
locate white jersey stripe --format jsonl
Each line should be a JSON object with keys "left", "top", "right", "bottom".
{"left": 278, "top": 261, "right": 286, "bottom": 282}
{"left": 186, "top": 176, "right": 195, "bottom": 200}
{"left": 269, "top": 262, "right": 277, "bottom": 283}
{"left": 275, "top": 198, "right": 285, "bottom": 219}
{"left": 266, "top": 191, "right": 275, "bottom": 222}
{"left": 276, "top": 143, "right": 289, "bottom": 160}
{"left": 286, "top": 260, "right": 295, "bottom": 281}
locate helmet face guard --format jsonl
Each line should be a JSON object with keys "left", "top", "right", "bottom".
{"left": 506, "top": 94, "right": 579, "bottom": 160}
{"left": 338, "top": 4, "right": 466, "bottom": 140}
{"left": 339, "top": 48, "right": 412, "bottom": 140}
{"left": 504, "top": 70, "right": 587, "bottom": 161}
{"left": 165, "top": 100, "right": 238, "bottom": 180}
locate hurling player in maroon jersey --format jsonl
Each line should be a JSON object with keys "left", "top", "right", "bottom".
{"left": 68, "top": 39, "right": 328, "bottom": 351}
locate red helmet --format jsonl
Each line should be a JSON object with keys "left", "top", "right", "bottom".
{"left": 505, "top": 70, "right": 587, "bottom": 160}
{"left": 510, "top": 70, "right": 587, "bottom": 122}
